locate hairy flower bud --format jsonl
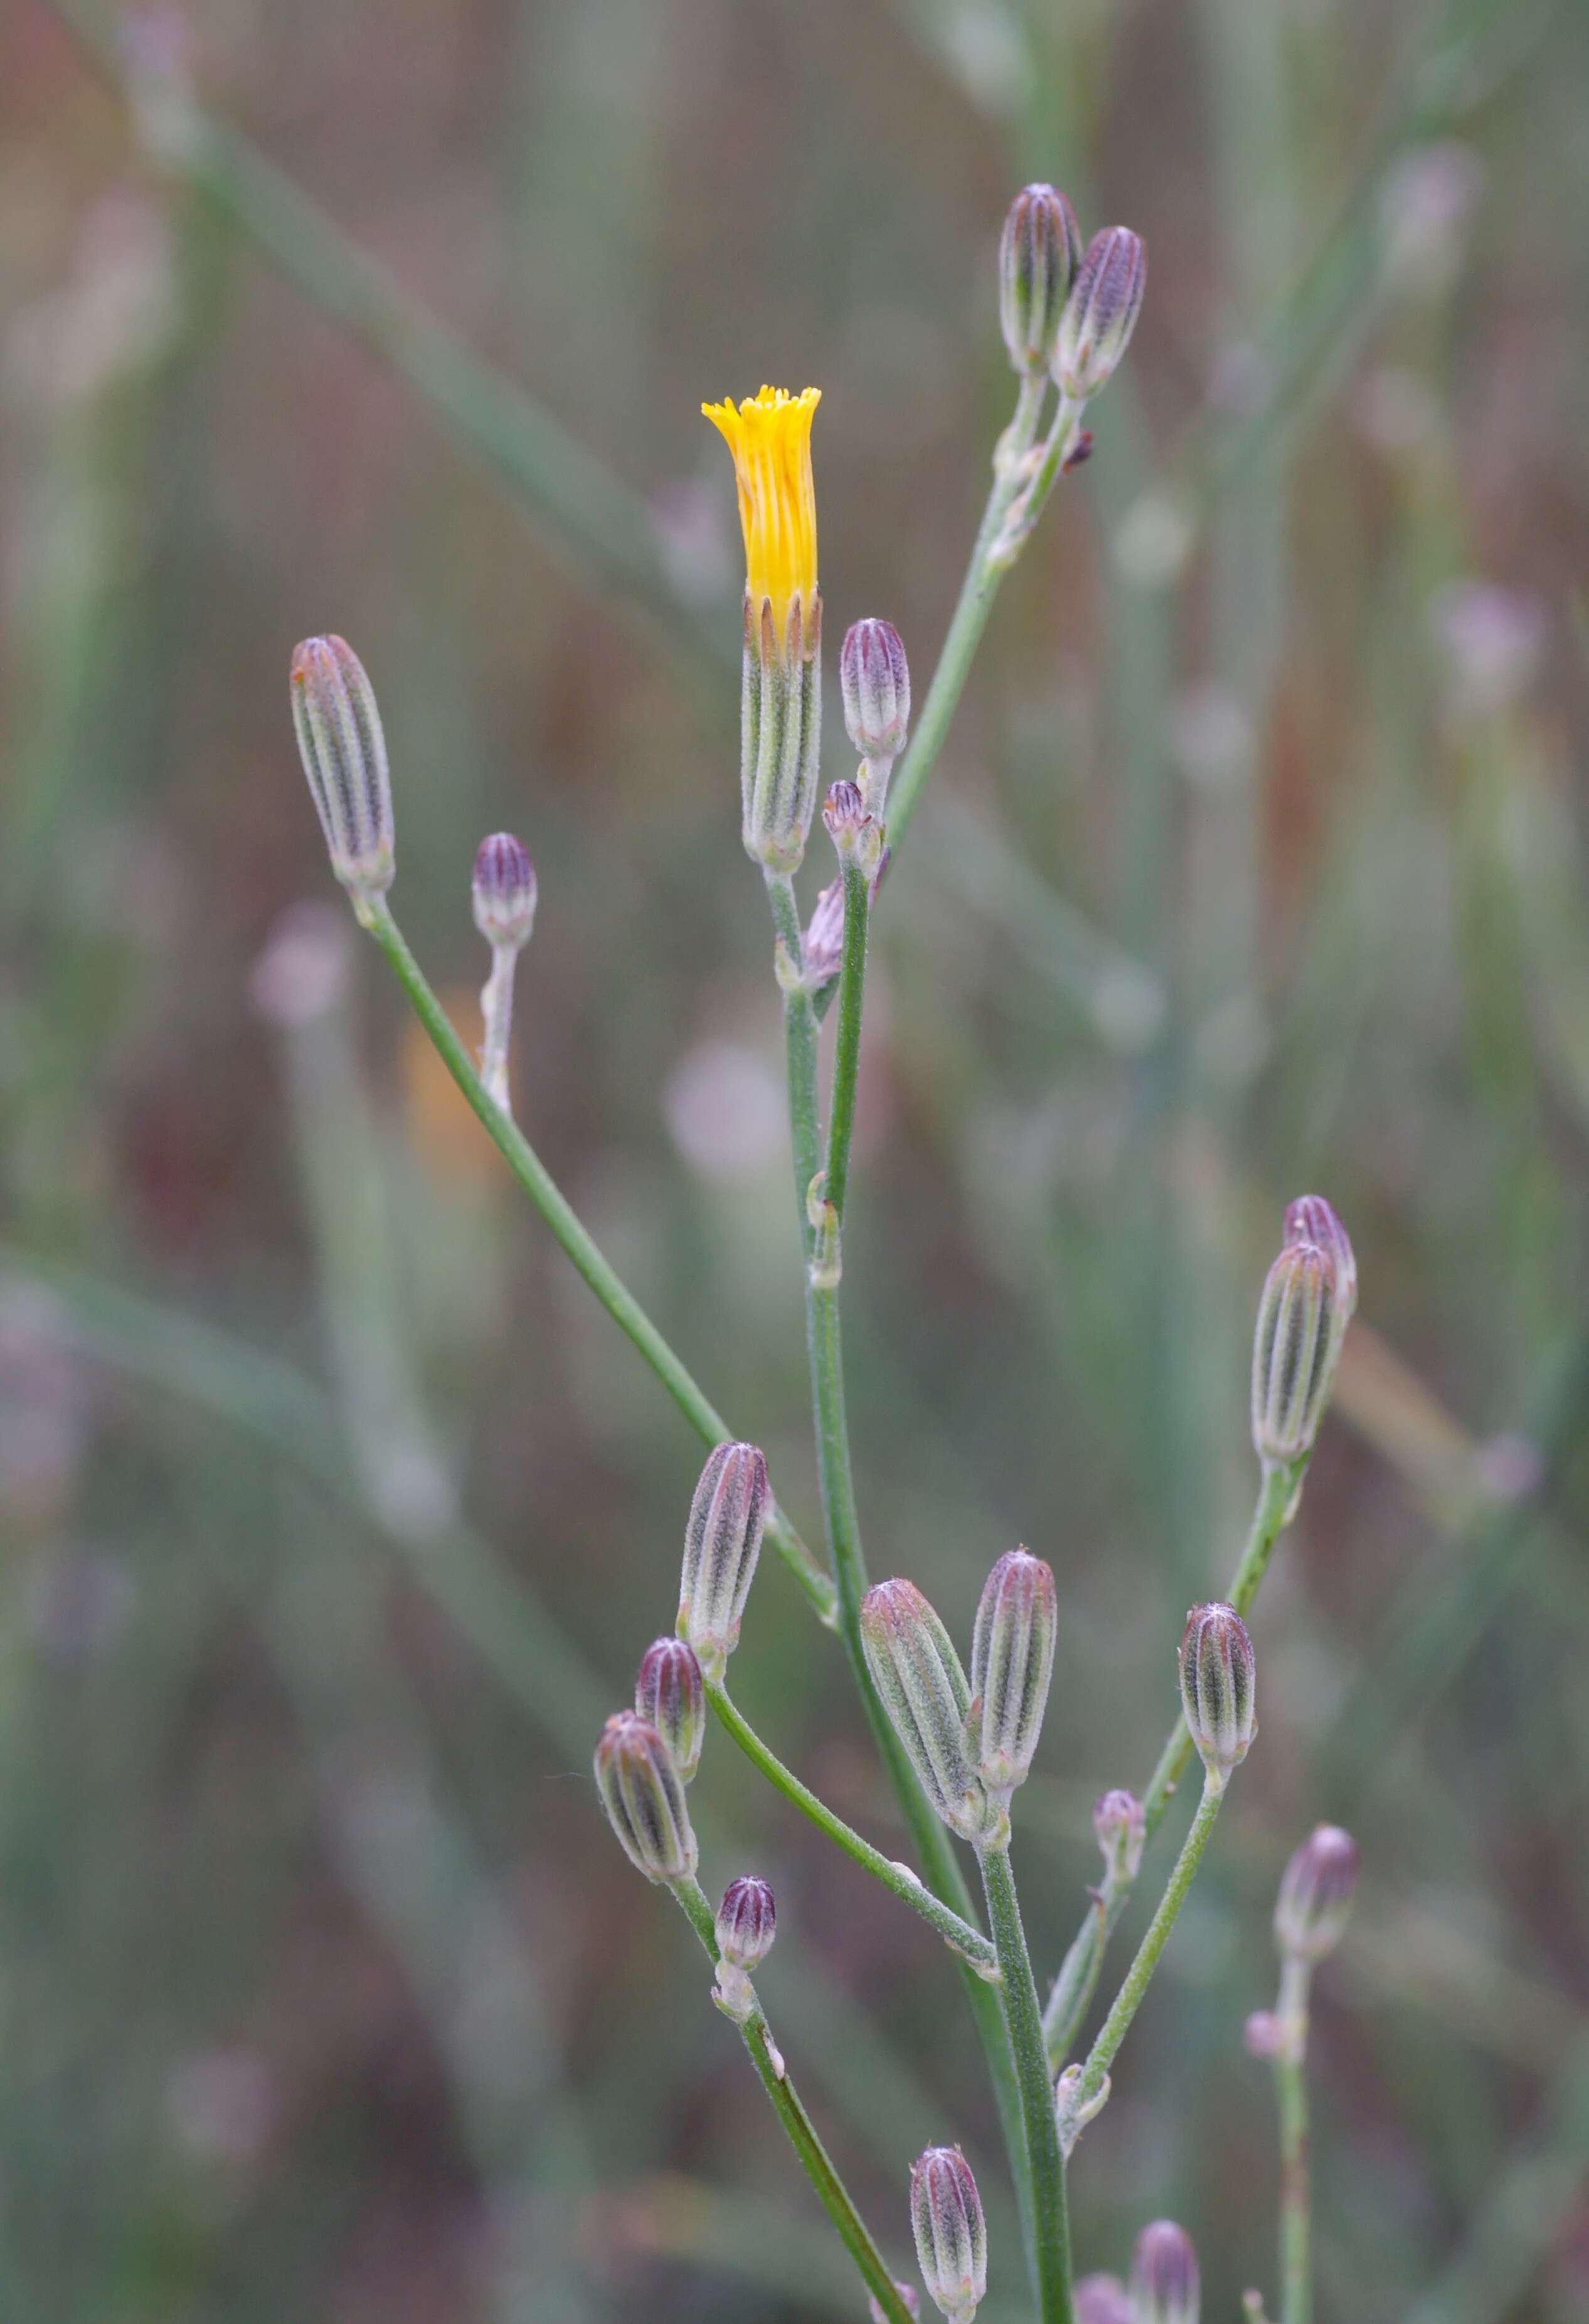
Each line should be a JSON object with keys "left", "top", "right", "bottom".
{"left": 1129, "top": 2220, "right": 1199, "bottom": 2324}
{"left": 1055, "top": 227, "right": 1147, "bottom": 399}
{"left": 861, "top": 1580, "right": 997, "bottom": 1844}
{"left": 716, "top": 1874, "right": 777, "bottom": 1971}
{"left": 677, "top": 1442, "right": 768, "bottom": 1681}
{"left": 822, "top": 779, "right": 881, "bottom": 877}
{"left": 635, "top": 1636, "right": 705, "bottom": 1784}
{"left": 1075, "top": 2274, "right": 1133, "bottom": 2324}
{"left": 841, "top": 617, "right": 911, "bottom": 764}
{"left": 1179, "top": 1603, "right": 1257, "bottom": 1789}
{"left": 1093, "top": 1788, "right": 1146, "bottom": 1889}
{"left": 999, "top": 184, "right": 1083, "bottom": 375}
{"left": 1283, "top": 1194, "right": 1357, "bottom": 1323}
{"left": 969, "top": 1548, "right": 1057, "bottom": 1799}
{"left": 910, "top": 2146, "right": 987, "bottom": 2324}
{"left": 593, "top": 1709, "right": 697, "bottom": 1884}
{"left": 290, "top": 635, "right": 395, "bottom": 906}
{"left": 1252, "top": 1237, "right": 1339, "bottom": 1466}
{"left": 471, "top": 831, "right": 537, "bottom": 951}
{"left": 1274, "top": 1823, "right": 1359, "bottom": 1964}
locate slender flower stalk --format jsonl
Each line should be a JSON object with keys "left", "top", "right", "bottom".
{"left": 356, "top": 892, "right": 837, "bottom": 1621}
{"left": 703, "top": 1678, "right": 997, "bottom": 1973}
{"left": 669, "top": 1874, "right": 917, "bottom": 2324}
{"left": 978, "top": 1840, "right": 1075, "bottom": 2324}
{"left": 470, "top": 831, "right": 536, "bottom": 1112}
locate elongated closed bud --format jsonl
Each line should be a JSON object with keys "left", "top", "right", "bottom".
{"left": 841, "top": 617, "right": 911, "bottom": 763}
{"left": 1055, "top": 227, "right": 1147, "bottom": 398}
{"left": 1076, "top": 2274, "right": 1133, "bottom": 2324}
{"left": 290, "top": 635, "right": 395, "bottom": 907}
{"left": 1283, "top": 1194, "right": 1357, "bottom": 1321}
{"left": 969, "top": 1548, "right": 1057, "bottom": 1800}
{"left": 1275, "top": 1823, "right": 1359, "bottom": 1964}
{"left": 999, "top": 184, "right": 1083, "bottom": 375}
{"left": 592, "top": 1710, "right": 697, "bottom": 1884}
{"left": 716, "top": 1874, "right": 777, "bottom": 1971}
{"left": 634, "top": 1636, "right": 705, "bottom": 1784}
{"left": 1179, "top": 1603, "right": 1257, "bottom": 1789}
{"left": 861, "top": 1580, "right": 997, "bottom": 1844}
{"left": 1129, "top": 2220, "right": 1199, "bottom": 2324}
{"left": 677, "top": 1442, "right": 768, "bottom": 1681}
{"left": 1093, "top": 1788, "right": 1146, "bottom": 1889}
{"left": 472, "top": 832, "right": 537, "bottom": 951}
{"left": 910, "top": 2146, "right": 987, "bottom": 2324}
{"left": 1252, "top": 1237, "right": 1339, "bottom": 1466}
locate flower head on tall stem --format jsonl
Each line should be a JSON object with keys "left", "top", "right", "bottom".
{"left": 910, "top": 2145, "right": 987, "bottom": 2324}
{"left": 1179, "top": 1602, "right": 1257, "bottom": 1790}
{"left": 290, "top": 635, "right": 394, "bottom": 910}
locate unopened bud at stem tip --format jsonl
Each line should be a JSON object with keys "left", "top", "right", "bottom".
{"left": 677, "top": 1442, "right": 769, "bottom": 1682}
{"left": 1055, "top": 226, "right": 1147, "bottom": 399}
{"left": 1129, "top": 2220, "right": 1199, "bottom": 2324}
{"left": 290, "top": 635, "right": 395, "bottom": 905}
{"left": 472, "top": 831, "right": 537, "bottom": 950}
{"left": 1274, "top": 1823, "right": 1359, "bottom": 1963}
{"left": 861, "top": 1580, "right": 999, "bottom": 1845}
{"left": 634, "top": 1636, "right": 705, "bottom": 1784}
{"left": 910, "top": 2146, "right": 987, "bottom": 2324}
{"left": 841, "top": 617, "right": 911, "bottom": 762}
{"left": 592, "top": 1708, "right": 697, "bottom": 1884}
{"left": 1179, "top": 1602, "right": 1257, "bottom": 1786}
{"left": 999, "top": 184, "right": 1083, "bottom": 375}
{"left": 969, "top": 1548, "right": 1057, "bottom": 1799}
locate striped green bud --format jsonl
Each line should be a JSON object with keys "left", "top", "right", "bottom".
{"left": 290, "top": 635, "right": 394, "bottom": 909}
{"left": 676, "top": 1442, "right": 768, "bottom": 1682}
{"left": 741, "top": 592, "right": 822, "bottom": 872}
{"left": 861, "top": 1580, "right": 998, "bottom": 1845}
{"left": 1179, "top": 1602, "right": 1257, "bottom": 1790}
{"left": 1055, "top": 227, "right": 1147, "bottom": 399}
{"left": 592, "top": 1709, "right": 697, "bottom": 1884}
{"left": 969, "top": 1548, "right": 1057, "bottom": 1800}
{"left": 634, "top": 1636, "right": 705, "bottom": 1784}
{"left": 999, "top": 184, "right": 1083, "bottom": 375}
{"left": 1251, "top": 1236, "right": 1339, "bottom": 1465}
{"left": 910, "top": 2146, "right": 987, "bottom": 2324}
{"left": 471, "top": 831, "right": 537, "bottom": 951}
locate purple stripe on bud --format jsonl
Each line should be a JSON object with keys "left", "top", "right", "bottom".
{"left": 592, "top": 1709, "right": 697, "bottom": 1884}
{"left": 910, "top": 2146, "right": 986, "bottom": 2324}
{"left": 716, "top": 1874, "right": 777, "bottom": 1971}
{"left": 1055, "top": 227, "right": 1147, "bottom": 398}
{"left": 1179, "top": 1603, "right": 1257, "bottom": 1788}
{"left": 861, "top": 1580, "right": 996, "bottom": 1844}
{"left": 1252, "top": 1236, "right": 1339, "bottom": 1465}
{"left": 677, "top": 1442, "right": 768, "bottom": 1680}
{"left": 290, "top": 636, "right": 394, "bottom": 902}
{"left": 635, "top": 1636, "right": 705, "bottom": 1784}
{"left": 472, "top": 831, "right": 538, "bottom": 951}
{"left": 1129, "top": 2220, "right": 1199, "bottom": 2324}
{"left": 969, "top": 1548, "right": 1057, "bottom": 1798}
{"left": 999, "top": 184, "right": 1083, "bottom": 375}
{"left": 1274, "top": 1823, "right": 1359, "bottom": 1963}
{"left": 841, "top": 617, "right": 911, "bottom": 760}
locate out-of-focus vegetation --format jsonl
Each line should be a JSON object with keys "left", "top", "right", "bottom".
{"left": 4, "top": 1, "right": 1589, "bottom": 2317}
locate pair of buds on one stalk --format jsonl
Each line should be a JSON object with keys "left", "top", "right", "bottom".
{"left": 998, "top": 185, "right": 1147, "bottom": 402}
{"left": 895, "top": 2165, "right": 1203, "bottom": 2324}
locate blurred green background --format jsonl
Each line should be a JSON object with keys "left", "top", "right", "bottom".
{"left": 5, "top": 0, "right": 1589, "bottom": 2316}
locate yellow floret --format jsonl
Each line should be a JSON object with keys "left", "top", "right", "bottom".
{"left": 701, "top": 385, "right": 820, "bottom": 643}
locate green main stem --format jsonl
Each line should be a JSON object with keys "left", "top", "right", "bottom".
{"left": 359, "top": 897, "right": 837, "bottom": 1626}
{"left": 1274, "top": 1955, "right": 1314, "bottom": 2324}
{"left": 1074, "top": 1775, "right": 1226, "bottom": 2113}
{"left": 704, "top": 1680, "right": 997, "bottom": 1973}
{"left": 979, "top": 1843, "right": 1074, "bottom": 2324}
{"left": 671, "top": 1877, "right": 915, "bottom": 2324}
{"left": 763, "top": 863, "right": 1038, "bottom": 2283}
{"left": 1044, "top": 1454, "right": 1300, "bottom": 2068}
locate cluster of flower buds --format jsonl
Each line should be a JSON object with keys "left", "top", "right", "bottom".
{"left": 634, "top": 1635, "right": 705, "bottom": 1784}
{"left": 676, "top": 1441, "right": 769, "bottom": 1682}
{"left": 997, "top": 186, "right": 1146, "bottom": 403}
{"left": 968, "top": 1548, "right": 1058, "bottom": 1802}
{"left": 592, "top": 1708, "right": 698, "bottom": 1885}
{"left": 1129, "top": 2220, "right": 1200, "bottom": 2324}
{"left": 1274, "top": 1823, "right": 1359, "bottom": 1965}
{"left": 910, "top": 2146, "right": 987, "bottom": 2324}
{"left": 1179, "top": 1602, "right": 1257, "bottom": 1793}
{"left": 1251, "top": 1195, "right": 1356, "bottom": 1469}
{"left": 713, "top": 1872, "right": 776, "bottom": 2021}
{"left": 841, "top": 617, "right": 911, "bottom": 816}
{"left": 290, "top": 635, "right": 395, "bottom": 915}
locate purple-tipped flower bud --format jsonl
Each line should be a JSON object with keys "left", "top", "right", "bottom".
{"left": 969, "top": 1548, "right": 1057, "bottom": 1799}
{"left": 822, "top": 778, "right": 881, "bottom": 877}
{"left": 1075, "top": 2276, "right": 1134, "bottom": 2324}
{"left": 716, "top": 1874, "right": 777, "bottom": 1971}
{"left": 1274, "top": 1823, "right": 1359, "bottom": 1964}
{"left": 1055, "top": 227, "right": 1147, "bottom": 399}
{"left": 677, "top": 1442, "right": 769, "bottom": 1681}
{"left": 1093, "top": 1788, "right": 1146, "bottom": 1889}
{"left": 861, "top": 1581, "right": 997, "bottom": 1845}
{"left": 290, "top": 635, "right": 395, "bottom": 905}
{"left": 471, "top": 831, "right": 537, "bottom": 951}
{"left": 592, "top": 1709, "right": 697, "bottom": 1884}
{"left": 910, "top": 2146, "right": 987, "bottom": 2324}
{"left": 841, "top": 617, "right": 911, "bottom": 761}
{"left": 999, "top": 184, "right": 1083, "bottom": 375}
{"left": 1179, "top": 1603, "right": 1257, "bottom": 1789}
{"left": 871, "top": 2288, "right": 921, "bottom": 2324}
{"left": 1252, "top": 1237, "right": 1339, "bottom": 1466}
{"left": 635, "top": 1636, "right": 705, "bottom": 1784}
{"left": 1283, "top": 1195, "right": 1357, "bottom": 1324}
{"left": 1129, "top": 2220, "right": 1199, "bottom": 2324}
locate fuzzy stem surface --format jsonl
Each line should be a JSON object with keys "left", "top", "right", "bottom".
{"left": 1274, "top": 1953, "right": 1314, "bottom": 2324}
{"left": 979, "top": 1843, "right": 1075, "bottom": 2324}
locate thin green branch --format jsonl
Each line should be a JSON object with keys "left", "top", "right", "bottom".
{"left": 979, "top": 1845, "right": 1075, "bottom": 2324}
{"left": 705, "top": 1680, "right": 997, "bottom": 1973}
{"left": 671, "top": 1878, "right": 915, "bottom": 2324}
{"left": 822, "top": 855, "right": 871, "bottom": 1223}
{"left": 1071, "top": 1776, "right": 1226, "bottom": 2118}
{"left": 1273, "top": 1956, "right": 1314, "bottom": 2324}
{"left": 360, "top": 896, "right": 837, "bottom": 1624}
{"left": 1044, "top": 1454, "right": 1300, "bottom": 2066}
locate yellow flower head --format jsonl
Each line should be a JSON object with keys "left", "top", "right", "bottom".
{"left": 701, "top": 385, "right": 821, "bottom": 642}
